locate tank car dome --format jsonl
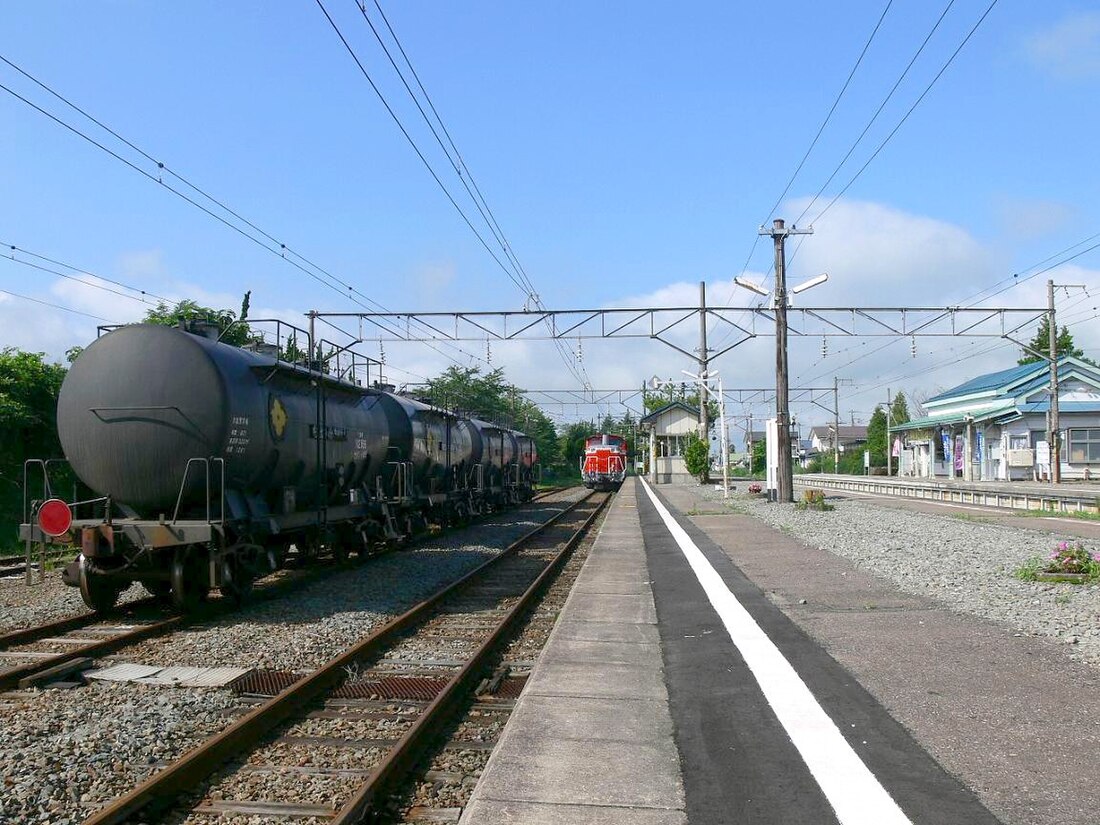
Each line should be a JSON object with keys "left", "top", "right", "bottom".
{"left": 57, "top": 325, "right": 229, "bottom": 512}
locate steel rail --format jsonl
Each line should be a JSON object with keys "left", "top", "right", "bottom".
{"left": 0, "top": 597, "right": 158, "bottom": 651}
{"left": 333, "top": 490, "right": 611, "bottom": 823}
{"left": 2, "top": 491, "right": 579, "bottom": 689}
{"left": 82, "top": 490, "right": 597, "bottom": 825}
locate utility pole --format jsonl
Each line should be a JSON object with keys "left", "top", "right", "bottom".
{"left": 698, "top": 280, "right": 710, "bottom": 482}
{"left": 885, "top": 387, "right": 892, "bottom": 478}
{"left": 1048, "top": 279, "right": 1060, "bottom": 484}
{"left": 698, "top": 281, "right": 709, "bottom": 434}
{"left": 833, "top": 377, "right": 841, "bottom": 472}
{"left": 761, "top": 218, "right": 812, "bottom": 503}
{"left": 748, "top": 412, "right": 754, "bottom": 475}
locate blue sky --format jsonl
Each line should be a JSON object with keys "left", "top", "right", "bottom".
{"left": 3, "top": 1, "right": 1099, "bottom": 430}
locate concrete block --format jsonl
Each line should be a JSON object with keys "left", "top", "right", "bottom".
{"left": 524, "top": 660, "right": 668, "bottom": 700}
{"left": 460, "top": 799, "right": 687, "bottom": 825}
{"left": 469, "top": 737, "right": 684, "bottom": 809}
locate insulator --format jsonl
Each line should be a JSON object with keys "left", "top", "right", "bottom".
{"left": 486, "top": 340, "right": 492, "bottom": 364}
{"left": 910, "top": 336, "right": 917, "bottom": 358}
{"left": 379, "top": 342, "right": 386, "bottom": 365}
{"left": 822, "top": 337, "right": 828, "bottom": 358}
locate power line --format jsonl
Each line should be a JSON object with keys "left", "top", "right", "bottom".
{"left": 765, "top": 0, "right": 894, "bottom": 228}
{"left": 330, "top": 0, "right": 591, "bottom": 388}
{"left": 2, "top": 241, "right": 170, "bottom": 304}
{"left": 809, "top": 0, "right": 1001, "bottom": 226}
{"left": 793, "top": 0, "right": 956, "bottom": 226}
{"left": 720, "top": 0, "right": 894, "bottom": 315}
{"left": 0, "top": 54, "right": 486, "bottom": 371}
{"left": 0, "top": 286, "right": 113, "bottom": 322}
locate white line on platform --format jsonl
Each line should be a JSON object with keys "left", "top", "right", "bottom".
{"left": 640, "top": 478, "right": 912, "bottom": 825}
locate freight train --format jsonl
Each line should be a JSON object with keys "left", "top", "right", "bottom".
{"left": 20, "top": 323, "right": 538, "bottom": 612}
{"left": 580, "top": 433, "right": 628, "bottom": 491}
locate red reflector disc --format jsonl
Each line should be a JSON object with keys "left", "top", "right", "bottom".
{"left": 37, "top": 499, "right": 73, "bottom": 537}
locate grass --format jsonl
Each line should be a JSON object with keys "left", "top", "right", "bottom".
{"left": 1017, "top": 508, "right": 1100, "bottom": 522}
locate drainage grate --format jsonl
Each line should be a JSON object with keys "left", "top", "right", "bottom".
{"left": 493, "top": 675, "right": 528, "bottom": 699}
{"left": 335, "top": 675, "right": 449, "bottom": 701}
{"left": 230, "top": 669, "right": 300, "bottom": 696}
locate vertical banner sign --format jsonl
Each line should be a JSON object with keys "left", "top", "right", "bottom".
{"left": 954, "top": 436, "right": 964, "bottom": 472}
{"left": 975, "top": 431, "right": 984, "bottom": 463}
{"left": 940, "top": 431, "right": 952, "bottom": 466}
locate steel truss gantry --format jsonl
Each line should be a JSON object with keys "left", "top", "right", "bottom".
{"left": 312, "top": 306, "right": 1049, "bottom": 362}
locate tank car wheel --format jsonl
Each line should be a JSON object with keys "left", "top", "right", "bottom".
{"left": 220, "top": 554, "right": 254, "bottom": 604}
{"left": 78, "top": 555, "right": 123, "bottom": 612}
{"left": 171, "top": 546, "right": 210, "bottom": 612}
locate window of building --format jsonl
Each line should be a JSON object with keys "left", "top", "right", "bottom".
{"left": 1068, "top": 428, "right": 1100, "bottom": 463}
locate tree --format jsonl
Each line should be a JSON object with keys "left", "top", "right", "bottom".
{"left": 683, "top": 432, "right": 710, "bottom": 481}
{"left": 866, "top": 407, "right": 887, "bottom": 467}
{"left": 0, "top": 349, "right": 68, "bottom": 545}
{"left": 143, "top": 298, "right": 255, "bottom": 347}
{"left": 559, "top": 421, "right": 595, "bottom": 473}
{"left": 889, "top": 391, "right": 909, "bottom": 427}
{"left": 1018, "top": 316, "right": 1083, "bottom": 365}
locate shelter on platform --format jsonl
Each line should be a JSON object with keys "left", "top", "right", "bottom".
{"left": 891, "top": 355, "right": 1100, "bottom": 481}
{"left": 640, "top": 401, "right": 701, "bottom": 484}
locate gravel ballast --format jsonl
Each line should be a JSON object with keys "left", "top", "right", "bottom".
{"left": 0, "top": 491, "right": 587, "bottom": 824}
{"left": 710, "top": 489, "right": 1100, "bottom": 666}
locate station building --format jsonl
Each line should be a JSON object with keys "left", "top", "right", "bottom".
{"left": 640, "top": 400, "right": 700, "bottom": 484}
{"left": 891, "top": 355, "right": 1100, "bottom": 481}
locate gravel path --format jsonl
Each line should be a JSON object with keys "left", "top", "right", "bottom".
{"left": 705, "top": 488, "right": 1100, "bottom": 666}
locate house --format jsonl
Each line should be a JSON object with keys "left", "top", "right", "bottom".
{"left": 891, "top": 355, "right": 1100, "bottom": 481}
{"left": 640, "top": 401, "right": 700, "bottom": 483}
{"left": 807, "top": 424, "right": 868, "bottom": 455}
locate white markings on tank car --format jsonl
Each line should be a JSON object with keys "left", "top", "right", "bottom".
{"left": 226, "top": 414, "right": 252, "bottom": 455}
{"left": 640, "top": 478, "right": 913, "bottom": 825}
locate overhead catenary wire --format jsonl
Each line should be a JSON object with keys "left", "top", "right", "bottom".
{"left": 0, "top": 54, "right": 487, "bottom": 371}
{"left": 1, "top": 249, "right": 159, "bottom": 305}
{"left": 808, "top": 0, "right": 1001, "bottom": 227}
{"left": 332, "top": 0, "right": 591, "bottom": 388}
{"left": 792, "top": 1, "right": 957, "bottom": 227}
{"left": 720, "top": 0, "right": 895, "bottom": 315}
{"left": 0, "top": 286, "right": 114, "bottom": 322}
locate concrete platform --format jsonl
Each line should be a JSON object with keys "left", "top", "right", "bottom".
{"left": 460, "top": 482, "right": 687, "bottom": 824}
{"left": 464, "top": 479, "right": 1100, "bottom": 825}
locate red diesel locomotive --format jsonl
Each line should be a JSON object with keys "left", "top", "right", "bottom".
{"left": 580, "top": 433, "right": 628, "bottom": 491}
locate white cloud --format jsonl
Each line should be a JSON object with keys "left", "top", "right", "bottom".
{"left": 1025, "top": 12, "right": 1100, "bottom": 80}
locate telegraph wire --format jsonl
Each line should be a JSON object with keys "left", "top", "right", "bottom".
{"left": 765, "top": 0, "right": 894, "bottom": 230}
{"left": 314, "top": 0, "right": 526, "bottom": 296}
{"left": 793, "top": 0, "right": 956, "bottom": 227}
{"left": 2, "top": 246, "right": 162, "bottom": 305}
{"left": 719, "top": 0, "right": 894, "bottom": 316}
{"left": 337, "top": 0, "right": 591, "bottom": 388}
{"left": 0, "top": 56, "right": 487, "bottom": 371}
{"left": 809, "top": 0, "right": 1001, "bottom": 226}
{"left": 0, "top": 286, "right": 114, "bottom": 322}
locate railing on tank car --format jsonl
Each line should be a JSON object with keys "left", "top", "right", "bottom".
{"left": 171, "top": 457, "right": 226, "bottom": 526}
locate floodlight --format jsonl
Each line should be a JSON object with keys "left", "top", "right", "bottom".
{"left": 734, "top": 276, "right": 769, "bottom": 296}
{"left": 791, "top": 273, "right": 829, "bottom": 294}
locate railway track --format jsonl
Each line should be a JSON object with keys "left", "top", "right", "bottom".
{"left": 0, "top": 488, "right": 582, "bottom": 692}
{"left": 81, "top": 489, "right": 610, "bottom": 825}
